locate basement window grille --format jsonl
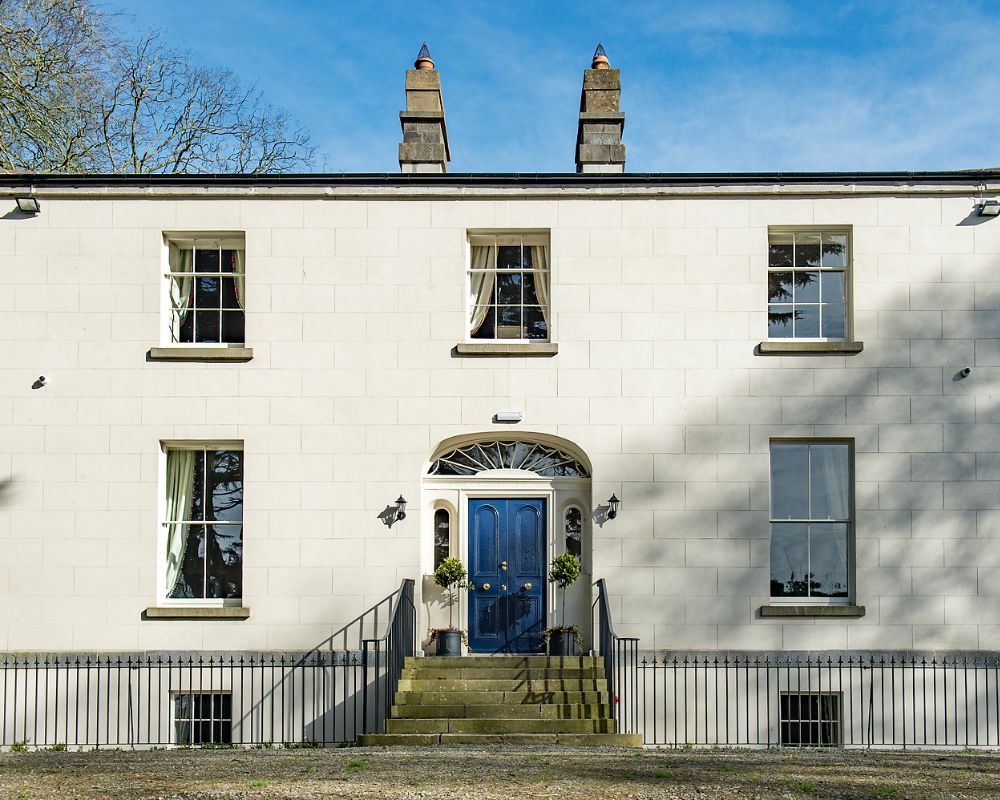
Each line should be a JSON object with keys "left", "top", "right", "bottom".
{"left": 779, "top": 692, "right": 842, "bottom": 747}
{"left": 173, "top": 691, "right": 232, "bottom": 745}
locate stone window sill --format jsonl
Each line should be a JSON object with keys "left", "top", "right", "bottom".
{"left": 147, "top": 346, "right": 254, "bottom": 363}
{"left": 143, "top": 606, "right": 250, "bottom": 620}
{"left": 759, "top": 605, "right": 866, "bottom": 618}
{"left": 454, "top": 342, "right": 559, "bottom": 357}
{"left": 757, "top": 341, "right": 864, "bottom": 356}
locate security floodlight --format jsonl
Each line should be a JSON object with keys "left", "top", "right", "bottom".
{"left": 15, "top": 196, "right": 40, "bottom": 214}
{"left": 979, "top": 200, "right": 1000, "bottom": 217}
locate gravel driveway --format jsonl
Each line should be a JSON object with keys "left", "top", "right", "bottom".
{"left": 1, "top": 745, "right": 998, "bottom": 799}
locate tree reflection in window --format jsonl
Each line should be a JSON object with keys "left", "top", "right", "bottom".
{"left": 433, "top": 508, "right": 450, "bottom": 570}
{"left": 170, "top": 449, "right": 243, "bottom": 600}
{"left": 769, "top": 442, "right": 850, "bottom": 600}
{"left": 565, "top": 507, "right": 582, "bottom": 558}
{"left": 768, "top": 231, "right": 847, "bottom": 339}
{"left": 428, "top": 441, "right": 589, "bottom": 478}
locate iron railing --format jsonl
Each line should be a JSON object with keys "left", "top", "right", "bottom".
{"left": 594, "top": 581, "right": 1000, "bottom": 748}
{"left": 620, "top": 653, "right": 1000, "bottom": 748}
{"left": 361, "top": 577, "right": 416, "bottom": 735}
{"left": 593, "top": 578, "right": 640, "bottom": 736}
{"left": 0, "top": 579, "right": 415, "bottom": 749}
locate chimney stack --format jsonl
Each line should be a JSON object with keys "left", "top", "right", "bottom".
{"left": 398, "top": 43, "right": 450, "bottom": 173}
{"left": 575, "top": 44, "right": 626, "bottom": 173}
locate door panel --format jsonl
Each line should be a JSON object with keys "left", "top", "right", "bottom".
{"left": 471, "top": 503, "right": 501, "bottom": 578}
{"left": 468, "top": 498, "right": 546, "bottom": 653}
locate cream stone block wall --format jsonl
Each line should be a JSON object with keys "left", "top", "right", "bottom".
{"left": 1, "top": 188, "right": 999, "bottom": 653}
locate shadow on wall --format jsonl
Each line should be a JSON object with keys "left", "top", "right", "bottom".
{"left": 606, "top": 199, "right": 1000, "bottom": 651}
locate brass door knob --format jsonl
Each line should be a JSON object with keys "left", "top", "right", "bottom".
{"left": 500, "top": 561, "right": 508, "bottom": 570}
{"left": 524, "top": 583, "right": 533, "bottom": 590}
{"left": 482, "top": 583, "right": 491, "bottom": 590}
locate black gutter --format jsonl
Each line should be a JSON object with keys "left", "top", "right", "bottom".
{"left": 1, "top": 170, "right": 998, "bottom": 188}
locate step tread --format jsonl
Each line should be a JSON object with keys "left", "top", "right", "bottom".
{"left": 391, "top": 703, "right": 613, "bottom": 719}
{"left": 402, "top": 668, "right": 602, "bottom": 680}
{"left": 386, "top": 718, "right": 615, "bottom": 734}
{"left": 398, "top": 679, "right": 608, "bottom": 692}
{"left": 405, "top": 656, "right": 599, "bottom": 668}
{"left": 396, "top": 691, "right": 607, "bottom": 705}
{"left": 358, "top": 732, "right": 642, "bottom": 747}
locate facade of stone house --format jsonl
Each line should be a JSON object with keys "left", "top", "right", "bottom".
{"left": 2, "top": 48, "right": 1000, "bottom": 728}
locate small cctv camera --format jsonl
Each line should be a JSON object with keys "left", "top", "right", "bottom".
{"left": 960, "top": 367, "right": 972, "bottom": 378}
{"left": 38, "top": 375, "right": 46, "bottom": 384}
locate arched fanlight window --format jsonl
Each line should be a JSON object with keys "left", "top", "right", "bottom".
{"left": 428, "top": 441, "right": 590, "bottom": 478}
{"left": 433, "top": 508, "right": 450, "bottom": 570}
{"left": 565, "top": 507, "right": 582, "bottom": 558}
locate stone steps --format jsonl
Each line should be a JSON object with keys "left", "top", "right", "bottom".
{"left": 358, "top": 655, "right": 639, "bottom": 748}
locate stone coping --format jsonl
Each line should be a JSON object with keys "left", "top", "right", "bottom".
{"left": 5, "top": 181, "right": 996, "bottom": 199}
{"left": 454, "top": 342, "right": 559, "bottom": 357}
{"left": 0, "top": 649, "right": 369, "bottom": 661}
{"left": 759, "top": 604, "right": 866, "bottom": 618}
{"left": 147, "top": 346, "right": 254, "bottom": 362}
{"left": 142, "top": 606, "right": 250, "bottom": 620}
{"left": 757, "top": 340, "right": 864, "bottom": 355}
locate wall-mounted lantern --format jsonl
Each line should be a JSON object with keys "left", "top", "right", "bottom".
{"left": 607, "top": 494, "right": 620, "bottom": 520}
{"left": 394, "top": 495, "right": 407, "bottom": 522}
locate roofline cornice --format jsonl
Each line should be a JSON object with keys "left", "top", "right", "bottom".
{"left": 1, "top": 171, "right": 998, "bottom": 199}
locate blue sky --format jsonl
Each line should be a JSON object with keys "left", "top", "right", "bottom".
{"left": 123, "top": 0, "right": 1000, "bottom": 173}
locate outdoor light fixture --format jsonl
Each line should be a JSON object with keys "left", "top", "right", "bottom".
{"left": 394, "top": 495, "right": 407, "bottom": 522}
{"left": 14, "top": 196, "right": 40, "bottom": 214}
{"left": 607, "top": 494, "right": 620, "bottom": 520}
{"left": 979, "top": 200, "right": 1000, "bottom": 217}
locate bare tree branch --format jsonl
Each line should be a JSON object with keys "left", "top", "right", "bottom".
{"left": 0, "top": 0, "right": 315, "bottom": 173}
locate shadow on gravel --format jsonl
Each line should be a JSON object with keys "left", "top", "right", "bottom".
{"left": 1, "top": 747, "right": 999, "bottom": 799}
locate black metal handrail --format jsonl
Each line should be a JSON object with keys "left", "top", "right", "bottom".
{"left": 0, "top": 581, "right": 418, "bottom": 749}
{"left": 594, "top": 578, "right": 640, "bottom": 735}
{"left": 360, "top": 578, "right": 415, "bottom": 736}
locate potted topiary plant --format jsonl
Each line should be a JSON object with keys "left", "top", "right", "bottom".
{"left": 429, "top": 557, "right": 473, "bottom": 657}
{"left": 543, "top": 553, "right": 583, "bottom": 656}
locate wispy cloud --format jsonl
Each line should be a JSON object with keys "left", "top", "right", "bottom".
{"left": 125, "top": 0, "right": 1000, "bottom": 172}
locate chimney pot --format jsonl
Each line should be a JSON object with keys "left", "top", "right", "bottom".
{"left": 414, "top": 42, "right": 434, "bottom": 70}
{"left": 592, "top": 43, "right": 610, "bottom": 70}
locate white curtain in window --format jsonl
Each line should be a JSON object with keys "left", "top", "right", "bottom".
{"left": 811, "top": 445, "right": 850, "bottom": 520}
{"left": 168, "top": 245, "right": 194, "bottom": 341}
{"left": 531, "top": 245, "right": 550, "bottom": 326}
{"left": 468, "top": 245, "right": 494, "bottom": 336}
{"left": 164, "top": 449, "right": 197, "bottom": 596}
{"left": 233, "top": 249, "right": 246, "bottom": 310}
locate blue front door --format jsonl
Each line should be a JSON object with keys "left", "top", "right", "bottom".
{"left": 468, "top": 498, "right": 546, "bottom": 653}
